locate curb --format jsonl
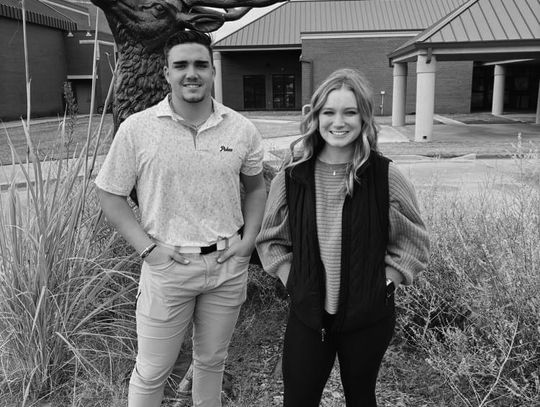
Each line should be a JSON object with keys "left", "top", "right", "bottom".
{"left": 391, "top": 153, "right": 514, "bottom": 160}
{"left": 0, "top": 180, "right": 36, "bottom": 192}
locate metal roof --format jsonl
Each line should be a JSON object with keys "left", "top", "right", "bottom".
{"left": 40, "top": 0, "right": 92, "bottom": 30}
{"left": 0, "top": 0, "right": 78, "bottom": 31}
{"left": 428, "top": 0, "right": 539, "bottom": 42}
{"left": 51, "top": 0, "right": 113, "bottom": 35}
{"left": 390, "top": 0, "right": 540, "bottom": 59}
{"left": 214, "top": 0, "right": 468, "bottom": 48}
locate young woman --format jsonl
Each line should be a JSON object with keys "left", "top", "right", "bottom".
{"left": 256, "top": 68, "right": 430, "bottom": 406}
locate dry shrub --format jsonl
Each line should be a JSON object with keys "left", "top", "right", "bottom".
{"left": 397, "top": 150, "right": 539, "bottom": 406}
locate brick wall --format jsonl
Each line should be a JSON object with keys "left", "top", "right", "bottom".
{"left": 434, "top": 60, "right": 473, "bottom": 113}
{"left": 219, "top": 50, "right": 302, "bottom": 110}
{"left": 301, "top": 37, "right": 473, "bottom": 115}
{"left": 1, "top": 18, "right": 68, "bottom": 120}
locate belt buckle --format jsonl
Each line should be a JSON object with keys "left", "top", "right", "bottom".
{"left": 215, "top": 235, "right": 230, "bottom": 252}
{"left": 200, "top": 235, "right": 232, "bottom": 255}
{"left": 223, "top": 235, "right": 230, "bottom": 251}
{"left": 200, "top": 243, "right": 217, "bottom": 255}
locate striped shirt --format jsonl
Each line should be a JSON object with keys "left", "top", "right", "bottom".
{"left": 315, "top": 160, "right": 347, "bottom": 314}
{"left": 256, "top": 159, "right": 430, "bottom": 314}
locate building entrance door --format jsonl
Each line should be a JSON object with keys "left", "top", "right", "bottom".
{"left": 272, "top": 74, "right": 295, "bottom": 110}
{"left": 243, "top": 75, "right": 266, "bottom": 110}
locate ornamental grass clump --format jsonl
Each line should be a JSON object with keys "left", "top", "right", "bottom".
{"left": 0, "top": 4, "right": 138, "bottom": 404}
{"left": 0, "top": 119, "right": 140, "bottom": 406}
{"left": 397, "top": 146, "right": 539, "bottom": 406}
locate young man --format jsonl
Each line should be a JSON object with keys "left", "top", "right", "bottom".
{"left": 95, "top": 30, "right": 266, "bottom": 407}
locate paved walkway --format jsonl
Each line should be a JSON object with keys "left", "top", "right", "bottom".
{"left": 256, "top": 113, "right": 539, "bottom": 162}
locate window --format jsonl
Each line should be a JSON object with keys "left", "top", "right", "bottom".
{"left": 243, "top": 75, "right": 266, "bottom": 109}
{"left": 272, "top": 74, "right": 295, "bottom": 109}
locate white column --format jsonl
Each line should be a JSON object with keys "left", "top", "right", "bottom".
{"left": 392, "top": 63, "right": 408, "bottom": 126}
{"left": 491, "top": 64, "right": 505, "bottom": 115}
{"left": 415, "top": 54, "right": 437, "bottom": 142}
{"left": 536, "top": 79, "right": 540, "bottom": 125}
{"left": 213, "top": 51, "right": 223, "bottom": 103}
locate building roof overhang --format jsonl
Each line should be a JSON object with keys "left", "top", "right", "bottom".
{"left": 0, "top": 0, "right": 77, "bottom": 31}
{"left": 214, "top": 44, "right": 301, "bottom": 52}
{"left": 389, "top": 40, "right": 540, "bottom": 64}
{"left": 300, "top": 30, "right": 420, "bottom": 40}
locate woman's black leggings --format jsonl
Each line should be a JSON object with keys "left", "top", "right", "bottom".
{"left": 282, "top": 311, "right": 395, "bottom": 407}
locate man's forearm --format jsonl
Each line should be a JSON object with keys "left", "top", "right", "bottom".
{"left": 97, "top": 189, "right": 154, "bottom": 254}
{"left": 241, "top": 187, "right": 267, "bottom": 246}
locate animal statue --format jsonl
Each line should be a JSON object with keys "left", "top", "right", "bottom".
{"left": 90, "top": 0, "right": 285, "bottom": 130}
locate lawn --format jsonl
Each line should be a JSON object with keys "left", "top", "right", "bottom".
{"left": 0, "top": 115, "right": 114, "bottom": 165}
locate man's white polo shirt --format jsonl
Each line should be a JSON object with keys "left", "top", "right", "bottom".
{"left": 95, "top": 96, "right": 264, "bottom": 246}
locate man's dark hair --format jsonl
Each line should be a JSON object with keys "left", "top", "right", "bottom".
{"left": 164, "top": 30, "right": 214, "bottom": 65}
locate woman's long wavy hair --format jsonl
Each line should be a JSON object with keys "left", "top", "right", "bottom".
{"left": 286, "top": 68, "right": 379, "bottom": 196}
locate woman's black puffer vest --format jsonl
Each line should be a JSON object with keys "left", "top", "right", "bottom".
{"left": 285, "top": 151, "right": 392, "bottom": 334}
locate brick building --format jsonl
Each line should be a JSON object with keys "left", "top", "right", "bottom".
{"left": 213, "top": 0, "right": 540, "bottom": 117}
{"left": 388, "top": 0, "right": 540, "bottom": 140}
{"left": 0, "top": 0, "right": 114, "bottom": 121}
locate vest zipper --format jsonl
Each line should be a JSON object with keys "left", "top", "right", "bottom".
{"left": 321, "top": 328, "right": 326, "bottom": 342}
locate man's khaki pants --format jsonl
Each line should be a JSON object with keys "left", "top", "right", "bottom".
{"left": 128, "top": 251, "right": 250, "bottom": 407}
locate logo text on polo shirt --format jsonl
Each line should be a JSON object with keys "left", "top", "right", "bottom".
{"left": 220, "top": 146, "right": 233, "bottom": 152}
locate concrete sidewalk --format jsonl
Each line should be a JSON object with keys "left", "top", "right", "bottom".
{"left": 258, "top": 113, "right": 539, "bottom": 161}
